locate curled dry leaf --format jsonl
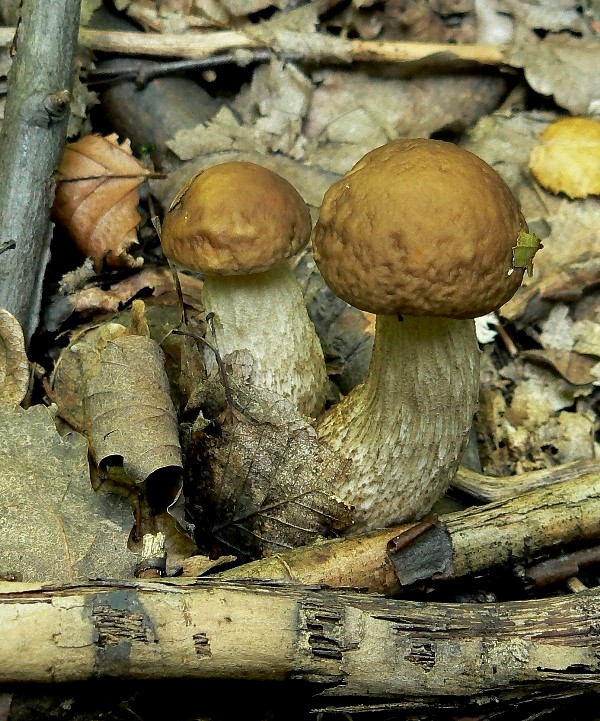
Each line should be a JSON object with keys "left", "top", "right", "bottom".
{"left": 0, "top": 309, "right": 29, "bottom": 405}
{"left": 184, "top": 372, "right": 353, "bottom": 560}
{"left": 50, "top": 305, "right": 183, "bottom": 508}
{"left": 529, "top": 117, "right": 600, "bottom": 199}
{"left": 53, "top": 133, "right": 151, "bottom": 271}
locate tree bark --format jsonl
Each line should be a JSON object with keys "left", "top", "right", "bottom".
{"left": 0, "top": 0, "right": 81, "bottom": 341}
{"left": 0, "top": 579, "right": 598, "bottom": 697}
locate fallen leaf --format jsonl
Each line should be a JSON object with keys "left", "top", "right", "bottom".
{"left": 498, "top": 0, "right": 588, "bottom": 33}
{"left": 0, "top": 309, "right": 29, "bottom": 406}
{"left": 304, "top": 69, "right": 507, "bottom": 174}
{"left": 0, "top": 405, "right": 135, "bottom": 582}
{"left": 86, "top": 325, "right": 183, "bottom": 491}
{"left": 529, "top": 117, "right": 600, "bottom": 199}
{"left": 50, "top": 304, "right": 183, "bottom": 509}
{"left": 53, "top": 133, "right": 151, "bottom": 271}
{"left": 506, "top": 28, "right": 600, "bottom": 115}
{"left": 184, "top": 372, "right": 353, "bottom": 559}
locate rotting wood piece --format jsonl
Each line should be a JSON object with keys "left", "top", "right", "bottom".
{"left": 0, "top": 579, "right": 599, "bottom": 697}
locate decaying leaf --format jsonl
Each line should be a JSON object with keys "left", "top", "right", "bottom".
{"left": 498, "top": 0, "right": 589, "bottom": 33}
{"left": 53, "top": 133, "right": 152, "bottom": 271}
{"left": 529, "top": 117, "right": 600, "bottom": 199}
{"left": 50, "top": 303, "right": 183, "bottom": 508}
{"left": 184, "top": 372, "right": 353, "bottom": 560}
{"left": 87, "top": 332, "right": 182, "bottom": 487}
{"left": 0, "top": 404, "right": 135, "bottom": 582}
{"left": 0, "top": 309, "right": 29, "bottom": 405}
{"left": 506, "top": 28, "right": 600, "bottom": 115}
{"left": 304, "top": 70, "right": 507, "bottom": 175}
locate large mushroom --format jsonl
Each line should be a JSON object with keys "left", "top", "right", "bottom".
{"left": 161, "top": 161, "right": 328, "bottom": 418}
{"left": 312, "top": 138, "right": 539, "bottom": 532}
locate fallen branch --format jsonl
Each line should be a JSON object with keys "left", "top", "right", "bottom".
{"left": 1, "top": 578, "right": 599, "bottom": 698}
{"left": 452, "top": 458, "right": 600, "bottom": 503}
{"left": 0, "top": 26, "right": 508, "bottom": 67}
{"left": 0, "top": 0, "right": 81, "bottom": 342}
{"left": 217, "top": 464, "right": 600, "bottom": 592}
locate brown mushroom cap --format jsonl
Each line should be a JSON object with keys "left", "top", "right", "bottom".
{"left": 312, "top": 139, "right": 528, "bottom": 318}
{"left": 161, "top": 162, "right": 312, "bottom": 275}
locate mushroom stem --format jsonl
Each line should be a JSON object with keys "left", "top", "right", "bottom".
{"left": 202, "top": 262, "right": 328, "bottom": 418}
{"left": 317, "top": 314, "right": 480, "bottom": 532}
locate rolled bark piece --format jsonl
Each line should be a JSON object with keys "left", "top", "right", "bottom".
{"left": 0, "top": 0, "right": 81, "bottom": 342}
{"left": 1, "top": 579, "right": 598, "bottom": 696}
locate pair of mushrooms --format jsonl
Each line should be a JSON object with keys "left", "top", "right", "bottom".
{"left": 161, "top": 139, "right": 534, "bottom": 533}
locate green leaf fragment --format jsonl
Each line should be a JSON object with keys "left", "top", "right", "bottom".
{"left": 512, "top": 230, "right": 543, "bottom": 277}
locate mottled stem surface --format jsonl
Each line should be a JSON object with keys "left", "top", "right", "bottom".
{"left": 318, "top": 314, "right": 479, "bottom": 531}
{"left": 202, "top": 263, "right": 328, "bottom": 418}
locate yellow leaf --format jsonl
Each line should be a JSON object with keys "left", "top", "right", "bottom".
{"left": 529, "top": 117, "right": 600, "bottom": 199}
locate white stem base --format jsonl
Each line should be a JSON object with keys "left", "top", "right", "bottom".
{"left": 202, "top": 264, "right": 328, "bottom": 418}
{"left": 318, "top": 315, "right": 480, "bottom": 533}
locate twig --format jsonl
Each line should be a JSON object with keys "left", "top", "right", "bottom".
{"left": 0, "top": 26, "right": 509, "bottom": 66}
{"left": 218, "top": 464, "right": 600, "bottom": 592}
{"left": 452, "top": 458, "right": 600, "bottom": 503}
{"left": 0, "top": 0, "right": 81, "bottom": 343}
{"left": 523, "top": 543, "right": 600, "bottom": 589}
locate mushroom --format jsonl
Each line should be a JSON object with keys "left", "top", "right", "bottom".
{"left": 311, "top": 138, "right": 538, "bottom": 532}
{"left": 161, "top": 161, "right": 328, "bottom": 418}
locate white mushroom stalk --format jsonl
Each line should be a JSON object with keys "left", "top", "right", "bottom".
{"left": 317, "top": 314, "right": 479, "bottom": 532}
{"left": 311, "top": 138, "right": 539, "bottom": 533}
{"left": 202, "top": 263, "right": 328, "bottom": 418}
{"left": 160, "top": 161, "right": 329, "bottom": 418}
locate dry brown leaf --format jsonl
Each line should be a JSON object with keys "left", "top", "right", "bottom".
{"left": 53, "top": 133, "right": 151, "bottom": 271}
{"left": 0, "top": 405, "right": 135, "bottom": 582}
{"left": 87, "top": 329, "right": 182, "bottom": 487}
{"left": 529, "top": 117, "right": 600, "bottom": 199}
{"left": 506, "top": 29, "right": 600, "bottom": 115}
{"left": 0, "top": 309, "right": 29, "bottom": 406}
{"left": 185, "top": 372, "right": 353, "bottom": 560}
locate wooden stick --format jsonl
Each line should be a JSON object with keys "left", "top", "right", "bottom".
{"left": 0, "top": 0, "right": 81, "bottom": 342}
{"left": 1, "top": 578, "right": 598, "bottom": 696}
{"left": 452, "top": 458, "right": 600, "bottom": 503}
{"left": 217, "top": 464, "right": 600, "bottom": 591}
{"left": 0, "top": 26, "right": 508, "bottom": 66}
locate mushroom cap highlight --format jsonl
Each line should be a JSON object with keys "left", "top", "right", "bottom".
{"left": 161, "top": 162, "right": 312, "bottom": 275}
{"left": 312, "top": 139, "right": 528, "bottom": 318}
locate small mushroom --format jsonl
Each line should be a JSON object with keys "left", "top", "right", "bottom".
{"left": 312, "top": 138, "right": 538, "bottom": 532}
{"left": 161, "top": 161, "right": 328, "bottom": 417}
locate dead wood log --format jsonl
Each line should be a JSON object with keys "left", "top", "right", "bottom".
{"left": 216, "top": 464, "right": 600, "bottom": 592}
{"left": 0, "top": 578, "right": 599, "bottom": 697}
{"left": 0, "top": 0, "right": 81, "bottom": 341}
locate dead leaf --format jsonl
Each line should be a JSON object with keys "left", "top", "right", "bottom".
{"left": 53, "top": 133, "right": 151, "bottom": 271}
{"left": 498, "top": 0, "right": 588, "bottom": 33}
{"left": 184, "top": 373, "right": 353, "bottom": 559}
{"left": 506, "top": 28, "right": 600, "bottom": 115}
{"left": 529, "top": 117, "right": 600, "bottom": 198}
{"left": 0, "top": 309, "right": 29, "bottom": 405}
{"left": 0, "top": 404, "right": 135, "bottom": 582}
{"left": 182, "top": 554, "right": 237, "bottom": 577}
{"left": 87, "top": 331, "right": 183, "bottom": 490}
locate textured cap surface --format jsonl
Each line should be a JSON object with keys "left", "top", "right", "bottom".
{"left": 161, "top": 162, "right": 311, "bottom": 275}
{"left": 312, "top": 139, "right": 528, "bottom": 318}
